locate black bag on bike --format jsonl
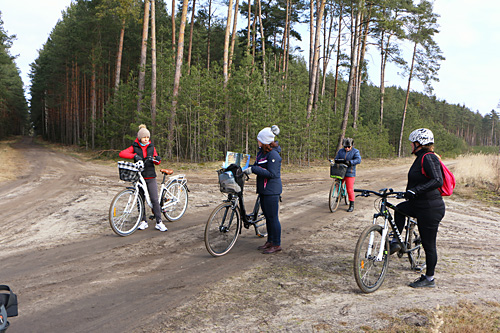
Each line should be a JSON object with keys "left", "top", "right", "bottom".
{"left": 218, "top": 164, "right": 244, "bottom": 193}
{"left": 0, "top": 285, "right": 18, "bottom": 318}
{"left": 330, "top": 163, "right": 347, "bottom": 179}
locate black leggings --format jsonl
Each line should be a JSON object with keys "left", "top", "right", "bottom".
{"left": 395, "top": 199, "right": 445, "bottom": 277}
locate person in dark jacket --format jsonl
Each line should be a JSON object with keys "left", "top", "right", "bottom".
{"left": 391, "top": 128, "right": 446, "bottom": 288}
{"left": 119, "top": 124, "right": 167, "bottom": 232}
{"left": 243, "top": 125, "right": 282, "bottom": 254}
{"left": 334, "top": 137, "right": 362, "bottom": 212}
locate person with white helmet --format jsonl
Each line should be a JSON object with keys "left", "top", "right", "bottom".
{"left": 391, "top": 128, "right": 446, "bottom": 288}
{"left": 243, "top": 125, "right": 283, "bottom": 254}
{"left": 334, "top": 137, "right": 362, "bottom": 212}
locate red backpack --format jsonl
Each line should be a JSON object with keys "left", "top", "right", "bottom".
{"left": 421, "top": 152, "right": 455, "bottom": 196}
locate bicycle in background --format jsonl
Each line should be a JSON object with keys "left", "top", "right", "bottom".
{"left": 353, "top": 188, "right": 425, "bottom": 293}
{"left": 109, "top": 159, "right": 189, "bottom": 236}
{"left": 204, "top": 166, "right": 267, "bottom": 257}
{"left": 328, "top": 159, "right": 348, "bottom": 212}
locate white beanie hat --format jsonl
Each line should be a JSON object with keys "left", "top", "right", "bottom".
{"left": 257, "top": 125, "right": 280, "bottom": 144}
{"left": 137, "top": 124, "right": 150, "bottom": 140}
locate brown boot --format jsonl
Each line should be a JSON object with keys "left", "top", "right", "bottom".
{"left": 258, "top": 241, "right": 273, "bottom": 250}
{"left": 262, "top": 245, "right": 282, "bottom": 254}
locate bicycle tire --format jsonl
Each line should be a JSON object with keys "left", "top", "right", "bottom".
{"left": 109, "top": 189, "right": 144, "bottom": 236}
{"left": 204, "top": 202, "right": 241, "bottom": 257}
{"left": 407, "top": 219, "right": 426, "bottom": 272}
{"left": 161, "top": 181, "right": 189, "bottom": 222}
{"left": 251, "top": 197, "right": 267, "bottom": 237}
{"left": 342, "top": 182, "right": 348, "bottom": 205}
{"left": 329, "top": 180, "right": 341, "bottom": 212}
{"left": 354, "top": 224, "right": 390, "bottom": 293}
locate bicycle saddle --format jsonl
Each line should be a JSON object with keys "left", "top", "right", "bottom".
{"left": 160, "top": 169, "right": 174, "bottom": 175}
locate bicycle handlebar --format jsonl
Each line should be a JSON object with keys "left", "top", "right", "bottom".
{"left": 354, "top": 188, "right": 405, "bottom": 199}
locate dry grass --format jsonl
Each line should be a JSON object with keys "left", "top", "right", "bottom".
{"left": 452, "top": 154, "right": 500, "bottom": 204}
{"left": 453, "top": 154, "right": 500, "bottom": 190}
{"left": 0, "top": 138, "right": 24, "bottom": 182}
{"left": 382, "top": 300, "right": 500, "bottom": 333}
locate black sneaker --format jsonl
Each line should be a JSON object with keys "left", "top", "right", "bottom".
{"left": 409, "top": 275, "right": 435, "bottom": 288}
{"left": 389, "top": 242, "right": 401, "bottom": 255}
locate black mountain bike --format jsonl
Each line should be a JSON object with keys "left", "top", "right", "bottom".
{"left": 353, "top": 188, "right": 425, "bottom": 293}
{"left": 204, "top": 174, "right": 267, "bottom": 257}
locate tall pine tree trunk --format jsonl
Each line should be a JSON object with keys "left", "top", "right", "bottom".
{"left": 257, "top": 0, "right": 267, "bottom": 84}
{"left": 114, "top": 18, "right": 126, "bottom": 92}
{"left": 151, "top": 0, "right": 157, "bottom": 131}
{"left": 228, "top": 0, "right": 239, "bottom": 74}
{"left": 168, "top": 0, "right": 189, "bottom": 158}
{"left": 137, "top": 0, "right": 150, "bottom": 114}
{"left": 207, "top": 0, "right": 212, "bottom": 70}
{"left": 398, "top": 41, "right": 417, "bottom": 157}
{"left": 187, "top": 0, "right": 196, "bottom": 74}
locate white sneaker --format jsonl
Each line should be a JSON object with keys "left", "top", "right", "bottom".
{"left": 138, "top": 221, "right": 148, "bottom": 230}
{"left": 155, "top": 222, "right": 168, "bottom": 232}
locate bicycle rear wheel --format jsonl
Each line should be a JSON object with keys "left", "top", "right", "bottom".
{"left": 109, "top": 189, "right": 144, "bottom": 236}
{"left": 354, "top": 224, "right": 389, "bottom": 293}
{"left": 250, "top": 197, "right": 267, "bottom": 237}
{"left": 161, "top": 181, "right": 188, "bottom": 221}
{"left": 329, "top": 179, "right": 341, "bottom": 212}
{"left": 407, "top": 219, "right": 426, "bottom": 272}
{"left": 205, "top": 202, "right": 241, "bottom": 257}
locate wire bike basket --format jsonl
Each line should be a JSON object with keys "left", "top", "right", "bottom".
{"left": 117, "top": 161, "right": 140, "bottom": 182}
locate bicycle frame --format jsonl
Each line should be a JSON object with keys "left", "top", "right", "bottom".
{"left": 360, "top": 189, "right": 416, "bottom": 260}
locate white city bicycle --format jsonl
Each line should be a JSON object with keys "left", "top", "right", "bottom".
{"left": 109, "top": 159, "right": 189, "bottom": 236}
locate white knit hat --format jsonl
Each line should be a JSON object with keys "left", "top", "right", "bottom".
{"left": 257, "top": 125, "right": 280, "bottom": 144}
{"left": 137, "top": 124, "right": 150, "bottom": 140}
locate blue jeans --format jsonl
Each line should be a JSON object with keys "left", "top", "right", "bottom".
{"left": 260, "top": 194, "right": 281, "bottom": 246}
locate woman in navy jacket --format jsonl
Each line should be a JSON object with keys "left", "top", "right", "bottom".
{"left": 244, "top": 125, "right": 282, "bottom": 254}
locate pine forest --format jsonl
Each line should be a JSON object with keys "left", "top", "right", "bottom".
{"left": 1, "top": 0, "right": 499, "bottom": 163}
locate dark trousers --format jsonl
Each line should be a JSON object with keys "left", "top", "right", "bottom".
{"left": 395, "top": 199, "right": 445, "bottom": 277}
{"left": 139, "top": 178, "right": 162, "bottom": 223}
{"left": 260, "top": 194, "right": 281, "bottom": 246}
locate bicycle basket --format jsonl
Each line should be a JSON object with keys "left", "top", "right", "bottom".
{"left": 118, "top": 161, "right": 140, "bottom": 182}
{"left": 330, "top": 163, "right": 347, "bottom": 179}
{"left": 218, "top": 168, "right": 242, "bottom": 194}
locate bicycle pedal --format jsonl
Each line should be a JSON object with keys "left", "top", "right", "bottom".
{"left": 243, "top": 222, "right": 251, "bottom": 229}
{"left": 148, "top": 215, "right": 154, "bottom": 220}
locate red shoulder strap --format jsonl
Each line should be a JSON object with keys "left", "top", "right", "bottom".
{"left": 421, "top": 152, "right": 434, "bottom": 177}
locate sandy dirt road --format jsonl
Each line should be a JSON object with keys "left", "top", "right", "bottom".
{"left": 1, "top": 137, "right": 499, "bottom": 332}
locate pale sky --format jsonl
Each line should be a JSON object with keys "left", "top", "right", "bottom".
{"left": 1, "top": 0, "right": 499, "bottom": 115}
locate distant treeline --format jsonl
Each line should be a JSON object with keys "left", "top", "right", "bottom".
{"left": 1, "top": 1, "right": 498, "bottom": 162}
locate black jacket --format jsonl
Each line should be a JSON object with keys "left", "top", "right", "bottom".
{"left": 406, "top": 150, "right": 443, "bottom": 201}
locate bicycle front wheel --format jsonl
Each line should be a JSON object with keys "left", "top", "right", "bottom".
{"left": 354, "top": 224, "right": 390, "bottom": 293}
{"left": 161, "top": 181, "right": 189, "bottom": 221}
{"left": 342, "top": 182, "right": 348, "bottom": 205}
{"left": 205, "top": 202, "right": 241, "bottom": 257}
{"left": 329, "top": 179, "right": 341, "bottom": 212}
{"left": 109, "top": 189, "right": 144, "bottom": 236}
